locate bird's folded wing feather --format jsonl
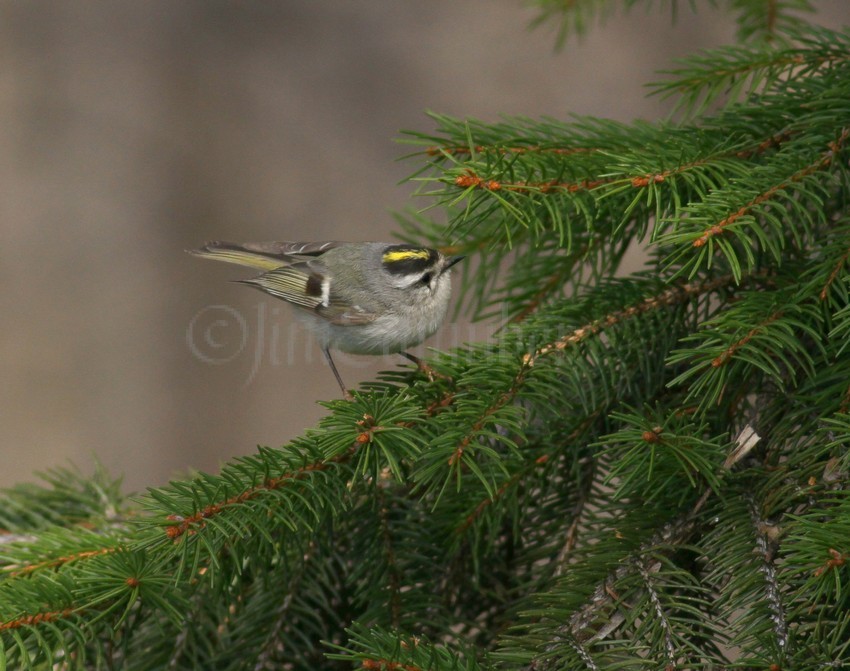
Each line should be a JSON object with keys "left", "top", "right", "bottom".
{"left": 239, "top": 262, "right": 378, "bottom": 326}
{"left": 316, "top": 303, "right": 378, "bottom": 326}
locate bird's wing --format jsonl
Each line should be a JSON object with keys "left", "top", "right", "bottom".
{"left": 238, "top": 260, "right": 378, "bottom": 326}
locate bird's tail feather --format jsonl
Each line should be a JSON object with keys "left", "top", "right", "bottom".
{"left": 186, "top": 241, "right": 287, "bottom": 271}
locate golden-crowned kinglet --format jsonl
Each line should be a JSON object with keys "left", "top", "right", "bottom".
{"left": 189, "top": 241, "right": 464, "bottom": 397}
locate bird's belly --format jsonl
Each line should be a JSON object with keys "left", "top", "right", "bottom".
{"left": 329, "top": 313, "right": 442, "bottom": 355}
{"left": 293, "top": 306, "right": 446, "bottom": 355}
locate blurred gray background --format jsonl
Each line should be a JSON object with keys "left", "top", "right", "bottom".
{"left": 2, "top": 1, "right": 847, "bottom": 492}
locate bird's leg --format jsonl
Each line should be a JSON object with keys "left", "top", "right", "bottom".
{"left": 323, "top": 347, "right": 353, "bottom": 400}
{"left": 399, "top": 351, "right": 448, "bottom": 382}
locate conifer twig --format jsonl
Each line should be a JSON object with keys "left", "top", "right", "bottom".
{"left": 692, "top": 127, "right": 850, "bottom": 248}
{"left": 747, "top": 495, "right": 788, "bottom": 651}
{"left": 164, "top": 446, "right": 358, "bottom": 540}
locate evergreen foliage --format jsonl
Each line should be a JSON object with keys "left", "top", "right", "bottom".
{"left": 3, "top": 2, "right": 850, "bottom": 669}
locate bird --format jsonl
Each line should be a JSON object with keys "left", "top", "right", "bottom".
{"left": 188, "top": 240, "right": 464, "bottom": 397}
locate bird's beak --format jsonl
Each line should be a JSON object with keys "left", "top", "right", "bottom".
{"left": 444, "top": 255, "right": 465, "bottom": 271}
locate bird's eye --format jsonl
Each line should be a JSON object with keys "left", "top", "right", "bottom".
{"left": 420, "top": 272, "right": 433, "bottom": 285}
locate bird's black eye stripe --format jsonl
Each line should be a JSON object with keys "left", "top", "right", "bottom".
{"left": 382, "top": 245, "right": 439, "bottom": 275}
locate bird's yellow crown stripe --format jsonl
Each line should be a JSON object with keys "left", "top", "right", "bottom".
{"left": 382, "top": 249, "right": 431, "bottom": 263}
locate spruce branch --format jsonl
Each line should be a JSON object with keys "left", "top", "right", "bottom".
{"left": 521, "top": 273, "right": 735, "bottom": 365}
{"left": 160, "top": 445, "right": 358, "bottom": 542}
{"left": 5, "top": 4, "right": 850, "bottom": 669}
{"left": 746, "top": 494, "right": 789, "bottom": 652}
{"left": 820, "top": 246, "right": 850, "bottom": 301}
{"left": 651, "top": 22, "right": 848, "bottom": 115}
{"left": 530, "top": 0, "right": 818, "bottom": 48}
{"left": 553, "top": 455, "right": 598, "bottom": 574}
{"left": 327, "top": 625, "right": 486, "bottom": 671}
{"left": 634, "top": 558, "right": 678, "bottom": 668}
{"left": 682, "top": 126, "right": 849, "bottom": 253}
